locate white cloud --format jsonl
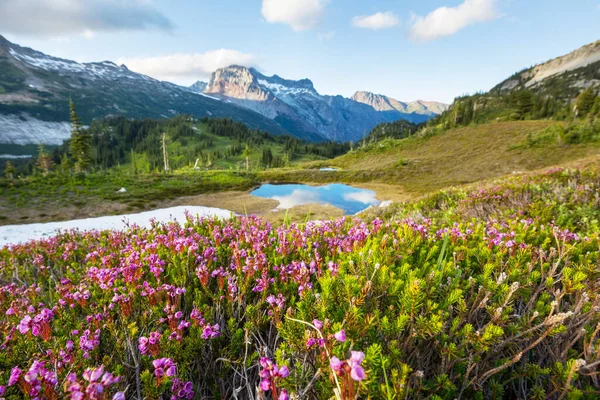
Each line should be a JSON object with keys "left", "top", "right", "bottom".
{"left": 117, "top": 50, "right": 255, "bottom": 84}
{"left": 0, "top": 0, "right": 173, "bottom": 37}
{"left": 342, "top": 192, "right": 378, "bottom": 205}
{"left": 409, "top": 0, "right": 500, "bottom": 42}
{"left": 261, "top": 0, "right": 328, "bottom": 31}
{"left": 352, "top": 12, "right": 400, "bottom": 30}
{"left": 272, "top": 190, "right": 321, "bottom": 209}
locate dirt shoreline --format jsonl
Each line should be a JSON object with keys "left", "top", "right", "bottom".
{"left": 1, "top": 183, "right": 407, "bottom": 226}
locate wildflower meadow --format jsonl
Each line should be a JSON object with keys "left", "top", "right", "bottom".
{"left": 1, "top": 166, "right": 600, "bottom": 399}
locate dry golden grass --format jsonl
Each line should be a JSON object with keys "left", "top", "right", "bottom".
{"left": 302, "top": 121, "right": 600, "bottom": 194}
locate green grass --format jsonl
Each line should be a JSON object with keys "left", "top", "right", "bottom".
{"left": 261, "top": 121, "right": 600, "bottom": 194}
{"left": 0, "top": 170, "right": 258, "bottom": 225}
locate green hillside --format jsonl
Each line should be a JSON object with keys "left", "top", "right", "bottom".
{"left": 262, "top": 120, "right": 600, "bottom": 194}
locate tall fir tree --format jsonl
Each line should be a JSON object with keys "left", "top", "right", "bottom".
{"left": 591, "top": 96, "right": 600, "bottom": 117}
{"left": 69, "top": 99, "right": 91, "bottom": 173}
{"left": 4, "top": 160, "right": 16, "bottom": 179}
{"left": 515, "top": 90, "right": 534, "bottom": 120}
{"left": 575, "top": 87, "right": 597, "bottom": 117}
{"left": 36, "top": 144, "right": 54, "bottom": 175}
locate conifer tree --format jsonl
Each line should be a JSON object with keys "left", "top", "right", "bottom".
{"left": 4, "top": 160, "right": 15, "bottom": 179}
{"left": 59, "top": 153, "right": 72, "bottom": 174}
{"left": 515, "top": 90, "right": 534, "bottom": 120}
{"left": 592, "top": 96, "right": 600, "bottom": 117}
{"left": 36, "top": 144, "right": 54, "bottom": 175}
{"left": 261, "top": 147, "right": 273, "bottom": 168}
{"left": 575, "top": 87, "right": 597, "bottom": 117}
{"left": 69, "top": 99, "right": 91, "bottom": 173}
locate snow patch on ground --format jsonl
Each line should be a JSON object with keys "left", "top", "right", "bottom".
{"left": 0, "top": 206, "right": 233, "bottom": 247}
{"left": 0, "top": 114, "right": 71, "bottom": 145}
{"left": 0, "top": 154, "right": 33, "bottom": 159}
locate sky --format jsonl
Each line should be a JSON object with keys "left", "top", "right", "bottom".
{"left": 0, "top": 0, "right": 598, "bottom": 104}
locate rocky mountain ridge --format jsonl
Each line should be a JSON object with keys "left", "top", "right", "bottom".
{"left": 492, "top": 39, "right": 600, "bottom": 98}
{"left": 202, "top": 66, "right": 445, "bottom": 141}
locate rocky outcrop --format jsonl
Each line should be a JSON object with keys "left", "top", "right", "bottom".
{"left": 492, "top": 40, "right": 600, "bottom": 96}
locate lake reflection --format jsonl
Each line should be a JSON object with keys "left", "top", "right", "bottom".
{"left": 251, "top": 184, "right": 380, "bottom": 214}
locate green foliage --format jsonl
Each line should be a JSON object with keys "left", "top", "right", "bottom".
{"left": 2, "top": 163, "right": 600, "bottom": 398}
{"left": 3, "top": 159, "right": 15, "bottom": 179}
{"left": 574, "top": 87, "right": 597, "bottom": 117}
{"left": 367, "top": 120, "right": 418, "bottom": 142}
{"left": 69, "top": 99, "right": 91, "bottom": 173}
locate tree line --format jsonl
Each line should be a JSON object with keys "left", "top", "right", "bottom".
{"left": 3, "top": 104, "right": 351, "bottom": 178}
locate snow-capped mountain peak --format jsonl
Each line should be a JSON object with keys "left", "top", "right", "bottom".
{"left": 204, "top": 66, "right": 445, "bottom": 141}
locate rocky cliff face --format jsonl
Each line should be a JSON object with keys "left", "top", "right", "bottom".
{"left": 204, "top": 66, "right": 444, "bottom": 141}
{"left": 188, "top": 81, "right": 207, "bottom": 93}
{"left": 492, "top": 40, "right": 600, "bottom": 97}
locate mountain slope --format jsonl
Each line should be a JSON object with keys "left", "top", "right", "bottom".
{"left": 204, "top": 66, "right": 443, "bottom": 142}
{"left": 492, "top": 40, "right": 600, "bottom": 98}
{"left": 0, "top": 35, "right": 296, "bottom": 145}
{"left": 263, "top": 121, "right": 600, "bottom": 196}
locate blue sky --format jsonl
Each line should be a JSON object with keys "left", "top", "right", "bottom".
{"left": 1, "top": 0, "right": 599, "bottom": 103}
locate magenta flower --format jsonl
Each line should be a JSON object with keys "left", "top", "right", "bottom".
{"left": 334, "top": 329, "right": 346, "bottom": 342}
{"left": 258, "top": 357, "right": 290, "bottom": 394}
{"left": 8, "top": 366, "right": 21, "bottom": 386}
{"left": 349, "top": 351, "right": 366, "bottom": 381}
{"left": 260, "top": 379, "right": 271, "bottom": 391}
{"left": 330, "top": 351, "right": 367, "bottom": 382}
{"left": 278, "top": 365, "right": 290, "bottom": 378}
{"left": 312, "top": 319, "right": 323, "bottom": 330}
{"left": 18, "top": 315, "right": 32, "bottom": 334}
{"left": 152, "top": 358, "right": 176, "bottom": 379}
{"left": 330, "top": 356, "right": 343, "bottom": 373}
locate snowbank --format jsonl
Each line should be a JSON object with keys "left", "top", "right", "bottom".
{"left": 0, "top": 206, "right": 233, "bottom": 247}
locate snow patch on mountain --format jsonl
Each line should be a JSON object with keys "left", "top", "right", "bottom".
{"left": 0, "top": 114, "right": 71, "bottom": 145}
{"left": 8, "top": 47, "right": 155, "bottom": 82}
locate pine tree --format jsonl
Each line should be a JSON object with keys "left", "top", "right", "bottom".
{"left": 592, "top": 96, "right": 600, "bottom": 117}
{"left": 36, "top": 144, "right": 54, "bottom": 175}
{"left": 69, "top": 99, "right": 91, "bottom": 173}
{"left": 59, "top": 153, "right": 72, "bottom": 174}
{"left": 574, "top": 87, "right": 596, "bottom": 117}
{"left": 4, "top": 160, "right": 16, "bottom": 179}
{"left": 515, "top": 90, "right": 534, "bottom": 120}
{"left": 261, "top": 147, "right": 273, "bottom": 168}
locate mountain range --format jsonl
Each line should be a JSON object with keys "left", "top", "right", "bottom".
{"left": 0, "top": 35, "right": 293, "bottom": 146}
{"left": 196, "top": 66, "right": 448, "bottom": 142}
{"left": 0, "top": 34, "right": 447, "bottom": 146}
